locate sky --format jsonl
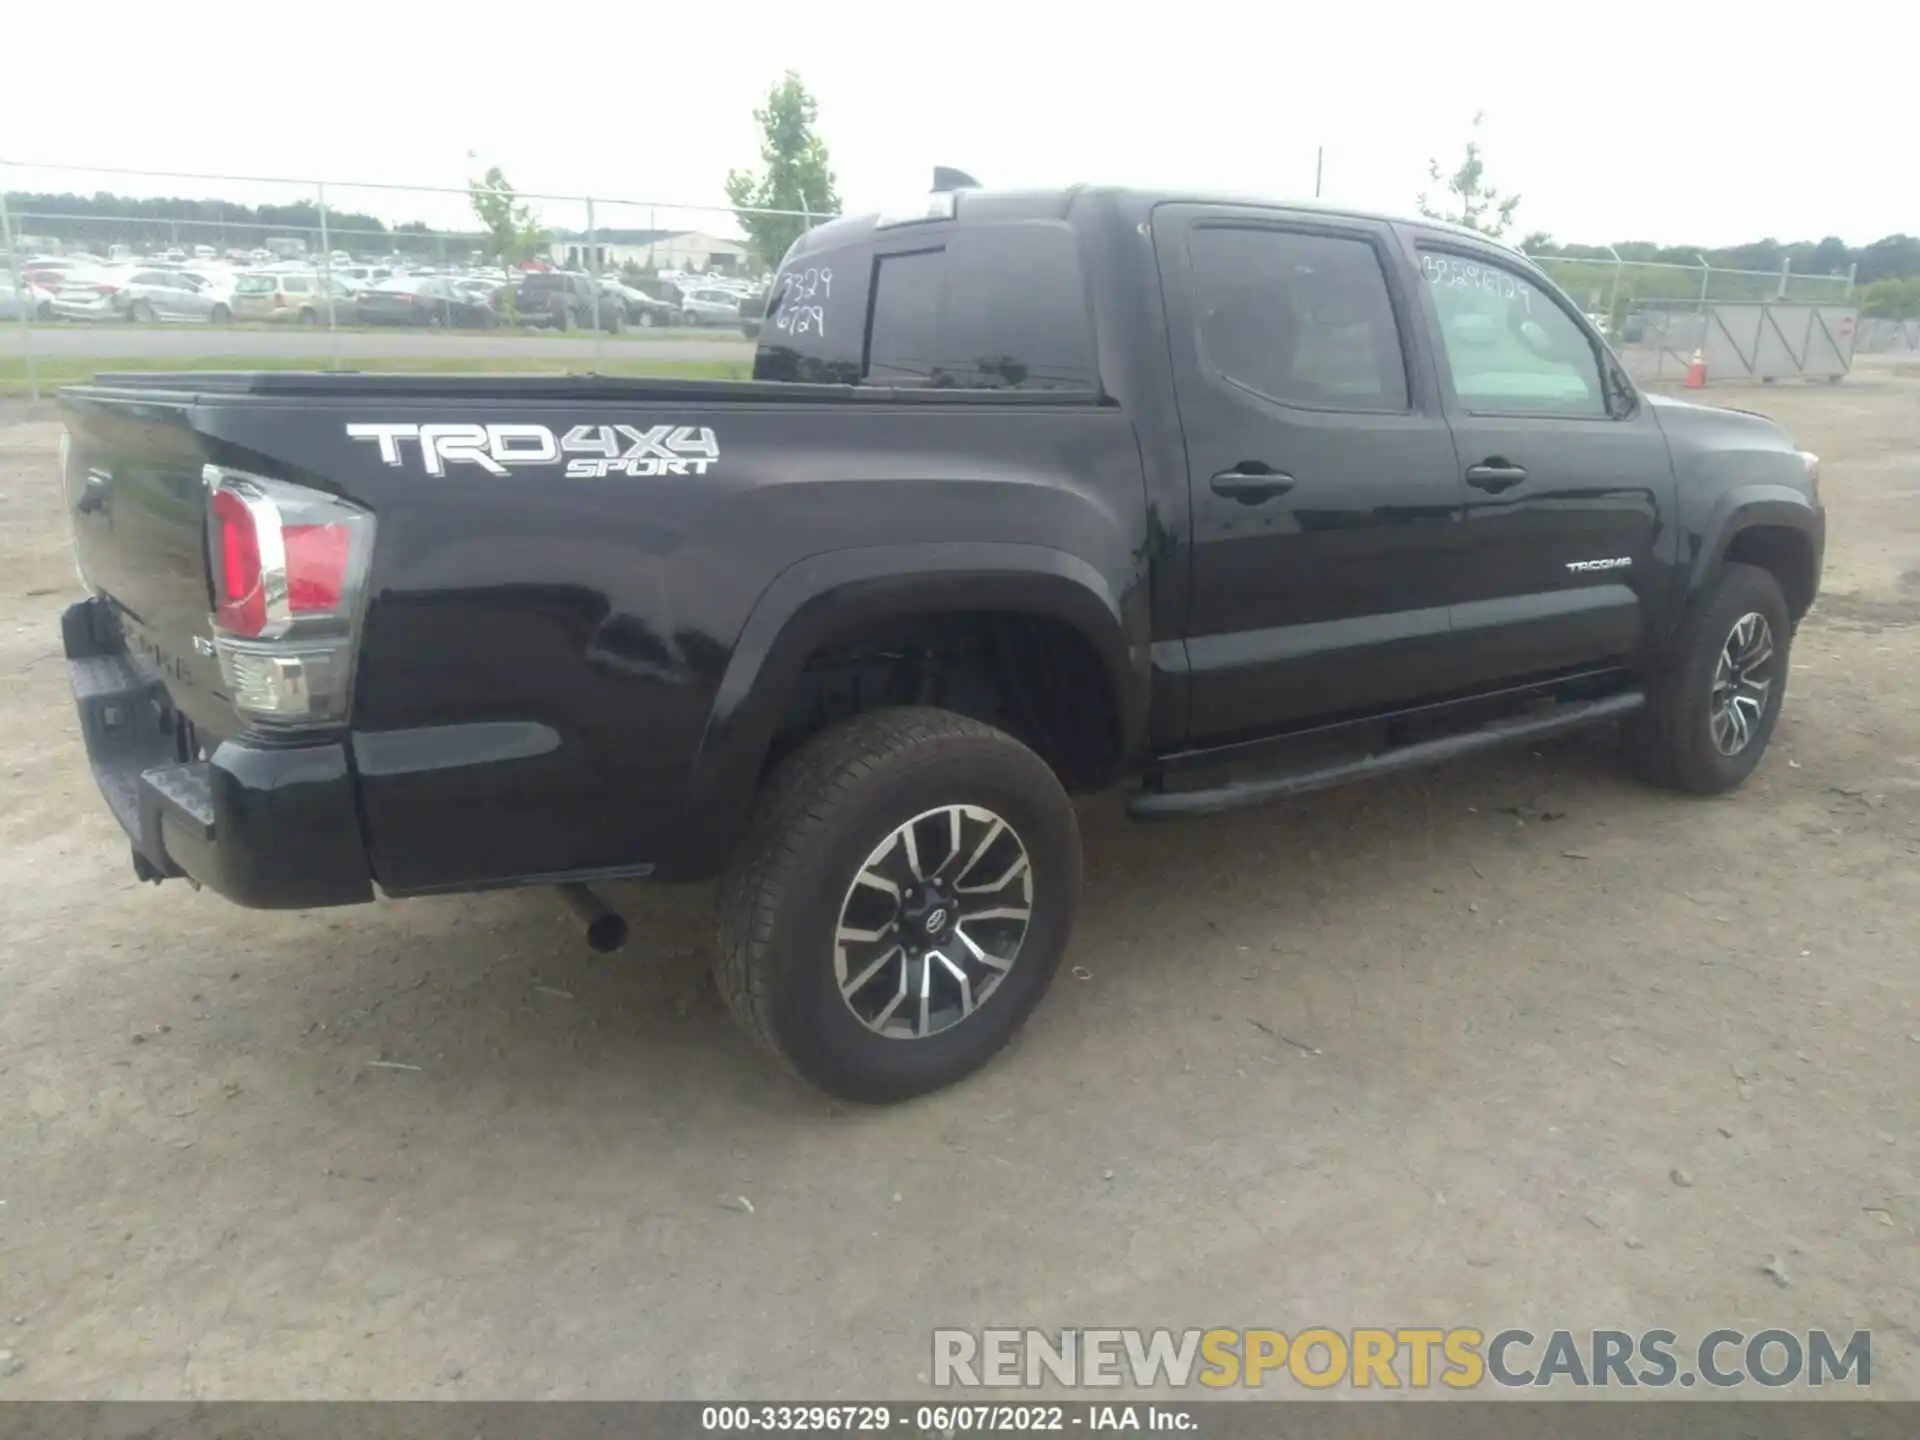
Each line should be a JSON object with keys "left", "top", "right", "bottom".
{"left": 5, "top": 1, "right": 1914, "bottom": 248}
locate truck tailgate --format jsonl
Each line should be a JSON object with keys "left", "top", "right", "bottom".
{"left": 60, "top": 393, "right": 236, "bottom": 740}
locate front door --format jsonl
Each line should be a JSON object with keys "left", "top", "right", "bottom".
{"left": 1157, "top": 205, "right": 1468, "bottom": 744}
{"left": 1412, "top": 241, "right": 1674, "bottom": 690}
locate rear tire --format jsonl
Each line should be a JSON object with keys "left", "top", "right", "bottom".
{"left": 717, "top": 708, "right": 1081, "bottom": 1104}
{"left": 297, "top": 307, "right": 317, "bottom": 325}
{"left": 1632, "top": 561, "right": 1791, "bottom": 794}
{"left": 210, "top": 303, "right": 231, "bottom": 324}
{"left": 131, "top": 300, "right": 156, "bottom": 323}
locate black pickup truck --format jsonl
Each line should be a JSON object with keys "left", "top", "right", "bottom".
{"left": 55, "top": 184, "right": 1824, "bottom": 1102}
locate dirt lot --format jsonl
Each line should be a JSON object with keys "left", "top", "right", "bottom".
{"left": 0, "top": 365, "right": 1916, "bottom": 1400}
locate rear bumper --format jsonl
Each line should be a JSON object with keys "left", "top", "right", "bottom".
{"left": 63, "top": 599, "right": 373, "bottom": 910}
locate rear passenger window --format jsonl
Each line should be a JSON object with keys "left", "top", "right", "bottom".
{"left": 1189, "top": 227, "right": 1408, "bottom": 412}
{"left": 865, "top": 251, "right": 943, "bottom": 384}
{"left": 752, "top": 220, "right": 1096, "bottom": 390}
{"left": 864, "top": 225, "right": 1097, "bottom": 390}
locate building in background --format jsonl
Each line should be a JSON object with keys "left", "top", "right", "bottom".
{"left": 548, "top": 230, "right": 752, "bottom": 275}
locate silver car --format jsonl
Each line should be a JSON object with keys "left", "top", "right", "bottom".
{"left": 52, "top": 266, "right": 231, "bottom": 323}
{"left": 1, "top": 272, "right": 55, "bottom": 321}
{"left": 679, "top": 286, "right": 741, "bottom": 327}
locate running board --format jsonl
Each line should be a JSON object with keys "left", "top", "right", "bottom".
{"left": 1128, "top": 692, "right": 1644, "bottom": 821}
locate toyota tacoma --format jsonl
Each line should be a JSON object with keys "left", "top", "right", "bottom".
{"left": 53, "top": 183, "right": 1824, "bottom": 1101}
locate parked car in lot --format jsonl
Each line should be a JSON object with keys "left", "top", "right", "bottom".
{"left": 512, "top": 271, "right": 621, "bottom": 331}
{"left": 51, "top": 266, "right": 231, "bottom": 323}
{"left": 735, "top": 286, "right": 768, "bottom": 339}
{"left": 50, "top": 183, "right": 1825, "bottom": 1103}
{"left": 601, "top": 278, "right": 679, "bottom": 327}
{"left": 21, "top": 258, "right": 104, "bottom": 294}
{"left": 357, "top": 275, "right": 497, "bottom": 329}
{"left": 451, "top": 276, "right": 511, "bottom": 311}
{"left": 231, "top": 271, "right": 327, "bottom": 323}
{"left": 679, "top": 286, "right": 741, "bottom": 326}
{"left": 178, "top": 269, "right": 239, "bottom": 317}
{"left": 1, "top": 272, "right": 55, "bottom": 321}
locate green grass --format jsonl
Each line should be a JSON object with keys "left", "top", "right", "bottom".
{"left": 0, "top": 355, "right": 751, "bottom": 398}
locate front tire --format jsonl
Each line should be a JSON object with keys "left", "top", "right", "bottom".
{"left": 210, "top": 303, "right": 231, "bottom": 324}
{"left": 717, "top": 708, "right": 1081, "bottom": 1103}
{"left": 1633, "top": 562, "right": 1791, "bottom": 793}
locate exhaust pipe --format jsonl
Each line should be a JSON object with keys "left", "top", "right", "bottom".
{"left": 555, "top": 883, "right": 628, "bottom": 953}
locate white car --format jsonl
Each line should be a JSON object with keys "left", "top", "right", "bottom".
{"left": 178, "top": 269, "right": 239, "bottom": 311}
{"left": 51, "top": 265, "right": 232, "bottom": 323}
{"left": 0, "top": 272, "right": 55, "bottom": 321}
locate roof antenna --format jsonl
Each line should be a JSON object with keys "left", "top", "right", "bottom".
{"left": 931, "top": 167, "right": 980, "bottom": 193}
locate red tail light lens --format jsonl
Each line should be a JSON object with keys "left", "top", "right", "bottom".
{"left": 284, "top": 523, "right": 352, "bottom": 613}
{"left": 211, "top": 487, "right": 265, "bottom": 635}
{"left": 203, "top": 467, "right": 376, "bottom": 728}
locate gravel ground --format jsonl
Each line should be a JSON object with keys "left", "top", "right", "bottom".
{"left": 0, "top": 365, "right": 1915, "bottom": 1400}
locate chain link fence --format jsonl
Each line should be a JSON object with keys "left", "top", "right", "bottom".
{"left": 4, "top": 159, "right": 1875, "bottom": 397}
{"left": 1528, "top": 252, "right": 1857, "bottom": 382}
{"left": 2, "top": 161, "right": 838, "bottom": 399}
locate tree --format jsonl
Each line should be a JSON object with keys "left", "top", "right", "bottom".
{"left": 467, "top": 165, "right": 546, "bottom": 324}
{"left": 1419, "top": 112, "right": 1521, "bottom": 239}
{"left": 468, "top": 165, "right": 545, "bottom": 265}
{"left": 725, "top": 72, "right": 841, "bottom": 272}
{"left": 1859, "top": 277, "right": 1920, "bottom": 319}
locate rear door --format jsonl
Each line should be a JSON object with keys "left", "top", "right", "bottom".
{"left": 1156, "top": 203, "right": 1467, "bottom": 742}
{"left": 1411, "top": 238, "right": 1674, "bottom": 688}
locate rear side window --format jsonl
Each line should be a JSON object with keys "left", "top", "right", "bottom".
{"left": 865, "top": 225, "right": 1095, "bottom": 390}
{"left": 1189, "top": 226, "right": 1408, "bottom": 412}
{"left": 235, "top": 275, "right": 276, "bottom": 294}
{"left": 753, "top": 220, "right": 1097, "bottom": 391}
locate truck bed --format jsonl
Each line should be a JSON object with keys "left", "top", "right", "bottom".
{"left": 76, "top": 370, "right": 1112, "bottom": 407}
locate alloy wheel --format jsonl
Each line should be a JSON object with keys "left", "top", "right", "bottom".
{"left": 834, "top": 805, "right": 1034, "bottom": 1040}
{"left": 1709, "top": 611, "right": 1775, "bottom": 756}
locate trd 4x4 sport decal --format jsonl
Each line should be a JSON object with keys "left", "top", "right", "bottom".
{"left": 346, "top": 423, "right": 720, "bottom": 477}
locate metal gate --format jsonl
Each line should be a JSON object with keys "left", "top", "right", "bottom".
{"left": 1621, "top": 303, "right": 1858, "bottom": 384}
{"left": 1705, "top": 304, "right": 1856, "bottom": 381}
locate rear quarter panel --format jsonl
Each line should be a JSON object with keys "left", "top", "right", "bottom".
{"left": 191, "top": 395, "right": 1149, "bottom": 890}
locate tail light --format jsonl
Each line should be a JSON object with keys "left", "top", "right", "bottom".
{"left": 203, "top": 466, "right": 375, "bottom": 728}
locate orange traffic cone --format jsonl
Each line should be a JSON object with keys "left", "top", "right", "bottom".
{"left": 1684, "top": 348, "right": 1707, "bottom": 389}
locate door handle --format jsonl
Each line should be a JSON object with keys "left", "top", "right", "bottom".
{"left": 1465, "top": 461, "right": 1528, "bottom": 493}
{"left": 1210, "top": 468, "right": 1296, "bottom": 504}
